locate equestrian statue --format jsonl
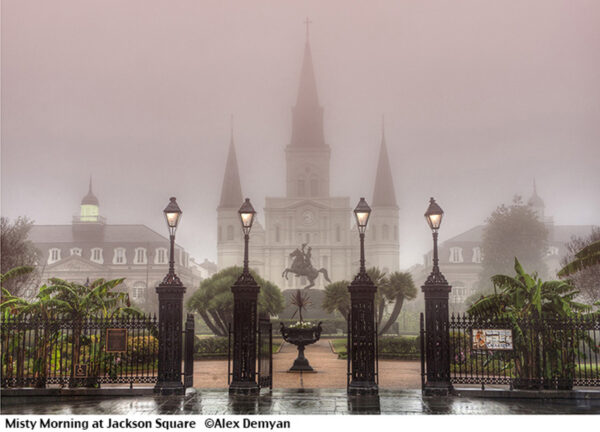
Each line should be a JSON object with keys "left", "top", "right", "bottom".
{"left": 282, "top": 243, "right": 331, "bottom": 289}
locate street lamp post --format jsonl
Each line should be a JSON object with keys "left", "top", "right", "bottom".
{"left": 155, "top": 197, "right": 186, "bottom": 395}
{"left": 229, "top": 198, "right": 260, "bottom": 395}
{"left": 422, "top": 197, "right": 453, "bottom": 395}
{"left": 348, "top": 197, "right": 378, "bottom": 396}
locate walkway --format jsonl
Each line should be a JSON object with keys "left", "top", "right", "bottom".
{"left": 3, "top": 389, "right": 600, "bottom": 415}
{"left": 192, "top": 339, "right": 422, "bottom": 389}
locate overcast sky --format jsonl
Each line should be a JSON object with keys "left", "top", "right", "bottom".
{"left": 2, "top": 0, "right": 599, "bottom": 268}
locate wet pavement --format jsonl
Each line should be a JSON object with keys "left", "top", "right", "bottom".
{"left": 3, "top": 388, "right": 600, "bottom": 415}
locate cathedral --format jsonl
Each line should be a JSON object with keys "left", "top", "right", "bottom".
{"left": 216, "top": 34, "right": 400, "bottom": 289}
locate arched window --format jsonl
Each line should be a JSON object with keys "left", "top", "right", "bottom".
{"left": 48, "top": 248, "right": 61, "bottom": 264}
{"left": 134, "top": 247, "right": 147, "bottom": 264}
{"left": 449, "top": 247, "right": 464, "bottom": 263}
{"left": 113, "top": 247, "right": 127, "bottom": 264}
{"left": 132, "top": 281, "right": 146, "bottom": 303}
{"left": 472, "top": 247, "right": 482, "bottom": 264}
{"left": 91, "top": 248, "right": 103, "bottom": 264}
{"left": 335, "top": 225, "right": 341, "bottom": 242}
{"left": 155, "top": 248, "right": 167, "bottom": 264}
{"left": 382, "top": 224, "right": 389, "bottom": 240}
{"left": 227, "top": 225, "right": 234, "bottom": 241}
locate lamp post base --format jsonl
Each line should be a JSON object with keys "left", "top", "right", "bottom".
{"left": 229, "top": 381, "right": 260, "bottom": 395}
{"left": 348, "top": 380, "right": 378, "bottom": 396}
{"left": 154, "top": 381, "right": 186, "bottom": 396}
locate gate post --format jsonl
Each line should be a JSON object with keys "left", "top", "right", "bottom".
{"left": 229, "top": 271, "right": 260, "bottom": 395}
{"left": 421, "top": 237, "right": 452, "bottom": 396}
{"left": 154, "top": 276, "right": 186, "bottom": 395}
{"left": 184, "top": 313, "right": 195, "bottom": 388}
{"left": 347, "top": 273, "right": 378, "bottom": 396}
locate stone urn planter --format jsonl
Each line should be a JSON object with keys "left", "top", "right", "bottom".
{"left": 280, "top": 322, "right": 322, "bottom": 372}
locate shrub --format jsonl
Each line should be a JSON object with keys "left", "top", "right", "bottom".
{"left": 194, "top": 336, "right": 229, "bottom": 357}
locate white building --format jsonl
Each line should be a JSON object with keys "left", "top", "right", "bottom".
{"left": 217, "top": 35, "right": 400, "bottom": 288}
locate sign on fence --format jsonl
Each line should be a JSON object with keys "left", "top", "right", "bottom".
{"left": 472, "top": 329, "right": 513, "bottom": 350}
{"left": 106, "top": 328, "right": 127, "bottom": 352}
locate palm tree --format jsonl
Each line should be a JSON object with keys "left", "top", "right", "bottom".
{"left": 322, "top": 281, "right": 351, "bottom": 321}
{"left": 378, "top": 272, "right": 417, "bottom": 335}
{"left": 289, "top": 290, "right": 312, "bottom": 322}
{"left": 187, "top": 266, "right": 285, "bottom": 337}
{"left": 558, "top": 240, "right": 600, "bottom": 277}
{"left": 366, "top": 267, "right": 388, "bottom": 328}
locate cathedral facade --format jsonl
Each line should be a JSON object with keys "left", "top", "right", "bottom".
{"left": 217, "top": 36, "right": 400, "bottom": 289}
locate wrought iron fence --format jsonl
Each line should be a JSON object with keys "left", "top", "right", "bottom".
{"left": 257, "top": 317, "right": 273, "bottom": 389}
{"left": 1, "top": 313, "right": 159, "bottom": 388}
{"left": 448, "top": 313, "right": 600, "bottom": 390}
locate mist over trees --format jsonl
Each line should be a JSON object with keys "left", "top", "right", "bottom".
{"left": 0, "top": 216, "right": 40, "bottom": 296}
{"left": 477, "top": 197, "right": 548, "bottom": 295}
{"left": 559, "top": 227, "right": 600, "bottom": 304}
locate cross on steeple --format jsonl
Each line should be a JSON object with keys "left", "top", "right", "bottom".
{"left": 304, "top": 17, "right": 312, "bottom": 41}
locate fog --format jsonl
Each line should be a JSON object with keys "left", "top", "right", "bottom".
{"left": 2, "top": 0, "right": 599, "bottom": 268}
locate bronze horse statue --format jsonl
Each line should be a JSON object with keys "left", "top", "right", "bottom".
{"left": 282, "top": 245, "right": 331, "bottom": 289}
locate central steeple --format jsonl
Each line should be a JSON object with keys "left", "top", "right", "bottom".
{"left": 286, "top": 22, "right": 331, "bottom": 198}
{"left": 290, "top": 25, "right": 325, "bottom": 148}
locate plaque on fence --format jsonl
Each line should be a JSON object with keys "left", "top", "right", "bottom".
{"left": 472, "top": 329, "right": 513, "bottom": 350}
{"left": 74, "top": 363, "right": 88, "bottom": 378}
{"left": 106, "top": 328, "right": 127, "bottom": 352}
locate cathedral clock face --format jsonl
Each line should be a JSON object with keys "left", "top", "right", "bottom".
{"left": 302, "top": 210, "right": 315, "bottom": 226}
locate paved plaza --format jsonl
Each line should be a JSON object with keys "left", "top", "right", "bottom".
{"left": 3, "top": 388, "right": 600, "bottom": 415}
{"left": 193, "top": 339, "right": 421, "bottom": 389}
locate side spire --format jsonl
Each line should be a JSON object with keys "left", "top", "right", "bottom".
{"left": 219, "top": 120, "right": 243, "bottom": 209}
{"left": 372, "top": 119, "right": 398, "bottom": 208}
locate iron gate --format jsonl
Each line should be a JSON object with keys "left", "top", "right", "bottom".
{"left": 346, "top": 313, "right": 379, "bottom": 388}
{"left": 183, "top": 314, "right": 194, "bottom": 388}
{"left": 228, "top": 316, "right": 272, "bottom": 389}
{"left": 257, "top": 316, "right": 273, "bottom": 389}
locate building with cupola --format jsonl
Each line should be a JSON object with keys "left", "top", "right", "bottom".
{"left": 27, "top": 179, "right": 207, "bottom": 311}
{"left": 413, "top": 182, "right": 595, "bottom": 312}
{"left": 216, "top": 32, "right": 401, "bottom": 288}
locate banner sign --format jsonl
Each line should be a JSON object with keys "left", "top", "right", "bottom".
{"left": 472, "top": 328, "right": 513, "bottom": 350}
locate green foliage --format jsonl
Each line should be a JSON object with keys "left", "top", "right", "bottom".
{"left": 127, "top": 336, "right": 158, "bottom": 363}
{"left": 279, "top": 318, "right": 346, "bottom": 335}
{"left": 559, "top": 229, "right": 600, "bottom": 303}
{"left": 322, "top": 269, "right": 417, "bottom": 336}
{"left": 322, "top": 281, "right": 350, "bottom": 320}
{"left": 194, "top": 336, "right": 229, "bottom": 356}
{"left": 468, "top": 258, "right": 598, "bottom": 389}
{"left": 186, "top": 266, "right": 284, "bottom": 337}
{"left": 331, "top": 336, "right": 420, "bottom": 360}
{"left": 478, "top": 197, "right": 548, "bottom": 294}
{"left": 0, "top": 216, "right": 39, "bottom": 296}
{"left": 0, "top": 277, "right": 141, "bottom": 388}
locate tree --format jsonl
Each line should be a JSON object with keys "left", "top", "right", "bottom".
{"left": 322, "top": 281, "right": 351, "bottom": 321}
{"left": 322, "top": 269, "right": 417, "bottom": 335}
{"left": 478, "top": 196, "right": 548, "bottom": 295}
{"left": 378, "top": 272, "right": 417, "bottom": 335}
{"left": 0, "top": 217, "right": 40, "bottom": 296}
{"left": 558, "top": 227, "right": 600, "bottom": 303}
{"left": 468, "top": 258, "right": 595, "bottom": 389}
{"left": 186, "top": 266, "right": 285, "bottom": 337}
